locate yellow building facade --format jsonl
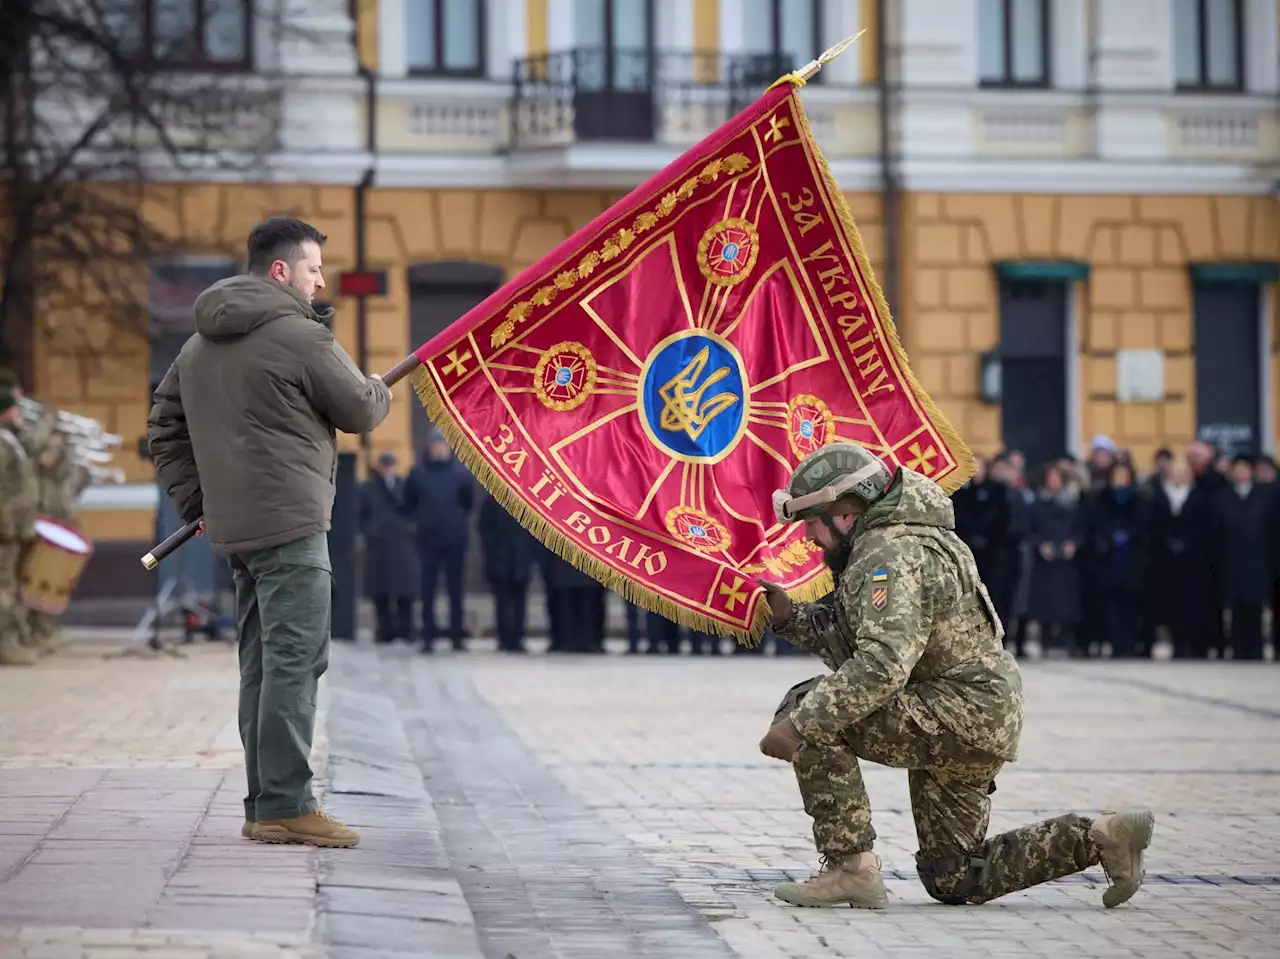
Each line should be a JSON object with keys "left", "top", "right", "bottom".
{"left": 33, "top": 0, "right": 1278, "bottom": 575}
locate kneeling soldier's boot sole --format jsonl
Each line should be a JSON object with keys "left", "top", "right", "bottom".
{"left": 1102, "top": 810, "right": 1155, "bottom": 909}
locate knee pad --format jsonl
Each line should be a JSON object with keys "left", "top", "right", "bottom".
{"left": 771, "top": 675, "right": 824, "bottom": 725}
{"left": 915, "top": 849, "right": 988, "bottom": 906}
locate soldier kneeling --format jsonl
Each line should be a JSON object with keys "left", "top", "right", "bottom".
{"left": 758, "top": 443, "right": 1154, "bottom": 910}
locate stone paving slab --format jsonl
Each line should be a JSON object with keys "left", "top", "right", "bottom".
{"left": 317, "top": 644, "right": 484, "bottom": 959}
{"left": 418, "top": 651, "right": 1280, "bottom": 959}
{"left": 0, "top": 643, "right": 323, "bottom": 959}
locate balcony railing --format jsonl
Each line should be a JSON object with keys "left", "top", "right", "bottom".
{"left": 510, "top": 48, "right": 794, "bottom": 149}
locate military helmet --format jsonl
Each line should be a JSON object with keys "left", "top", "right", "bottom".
{"left": 772, "top": 442, "right": 892, "bottom": 524}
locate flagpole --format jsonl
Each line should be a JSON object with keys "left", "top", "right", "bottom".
{"left": 767, "top": 29, "right": 867, "bottom": 91}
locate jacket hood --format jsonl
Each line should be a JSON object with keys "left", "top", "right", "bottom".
{"left": 858, "top": 467, "right": 955, "bottom": 534}
{"left": 193, "top": 275, "right": 316, "bottom": 341}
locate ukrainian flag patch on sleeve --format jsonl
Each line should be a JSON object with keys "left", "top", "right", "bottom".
{"left": 870, "top": 567, "right": 889, "bottom": 611}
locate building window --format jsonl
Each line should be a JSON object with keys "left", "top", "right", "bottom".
{"left": 104, "top": 0, "right": 253, "bottom": 70}
{"left": 742, "top": 0, "right": 823, "bottom": 79}
{"left": 573, "top": 0, "right": 653, "bottom": 91}
{"left": 1174, "top": 0, "right": 1244, "bottom": 91}
{"left": 978, "top": 0, "right": 1049, "bottom": 88}
{"left": 406, "top": 0, "right": 485, "bottom": 76}
{"left": 148, "top": 259, "right": 241, "bottom": 390}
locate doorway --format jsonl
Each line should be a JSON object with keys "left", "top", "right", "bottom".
{"left": 997, "top": 278, "right": 1069, "bottom": 471}
{"left": 407, "top": 262, "right": 504, "bottom": 595}
{"left": 407, "top": 262, "right": 504, "bottom": 457}
{"left": 1193, "top": 281, "right": 1262, "bottom": 457}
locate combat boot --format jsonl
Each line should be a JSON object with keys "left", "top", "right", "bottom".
{"left": 253, "top": 810, "right": 359, "bottom": 848}
{"left": 774, "top": 852, "right": 888, "bottom": 909}
{"left": 1091, "top": 808, "right": 1155, "bottom": 908}
{"left": 241, "top": 822, "right": 256, "bottom": 839}
{"left": 0, "top": 634, "right": 38, "bottom": 666}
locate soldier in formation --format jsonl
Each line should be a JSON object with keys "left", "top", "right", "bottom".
{"left": 23, "top": 405, "right": 91, "bottom": 654}
{"left": 0, "top": 372, "right": 41, "bottom": 666}
{"left": 756, "top": 442, "right": 1155, "bottom": 910}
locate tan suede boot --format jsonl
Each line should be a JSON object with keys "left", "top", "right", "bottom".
{"left": 1091, "top": 808, "right": 1155, "bottom": 908}
{"left": 253, "top": 811, "right": 359, "bottom": 848}
{"left": 241, "top": 822, "right": 256, "bottom": 840}
{"left": 774, "top": 852, "right": 888, "bottom": 909}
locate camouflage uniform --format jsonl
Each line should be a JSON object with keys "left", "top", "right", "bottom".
{"left": 768, "top": 443, "right": 1153, "bottom": 909}
{"left": 0, "top": 375, "right": 40, "bottom": 666}
{"left": 26, "top": 414, "right": 89, "bottom": 653}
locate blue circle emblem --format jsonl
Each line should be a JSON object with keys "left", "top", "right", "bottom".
{"left": 799, "top": 418, "right": 814, "bottom": 439}
{"left": 555, "top": 366, "right": 573, "bottom": 386}
{"left": 689, "top": 525, "right": 707, "bottom": 538}
{"left": 642, "top": 333, "right": 746, "bottom": 461}
{"left": 721, "top": 243, "right": 739, "bottom": 262}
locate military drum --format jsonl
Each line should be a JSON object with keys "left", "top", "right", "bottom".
{"left": 19, "top": 517, "right": 94, "bottom": 616}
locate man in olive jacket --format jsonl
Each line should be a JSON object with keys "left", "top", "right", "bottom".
{"left": 148, "top": 216, "right": 391, "bottom": 848}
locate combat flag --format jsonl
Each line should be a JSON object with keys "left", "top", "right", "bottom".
{"left": 408, "top": 40, "right": 975, "bottom": 645}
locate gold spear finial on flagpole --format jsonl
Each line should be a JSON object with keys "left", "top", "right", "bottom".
{"left": 766, "top": 29, "right": 868, "bottom": 91}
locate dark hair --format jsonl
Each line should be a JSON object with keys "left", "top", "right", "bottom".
{"left": 1108, "top": 460, "right": 1134, "bottom": 486}
{"left": 247, "top": 216, "right": 327, "bottom": 275}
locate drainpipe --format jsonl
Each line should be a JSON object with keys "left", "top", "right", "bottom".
{"left": 1084, "top": 0, "right": 1100, "bottom": 159}
{"left": 875, "top": 0, "right": 900, "bottom": 325}
{"left": 355, "top": 65, "right": 376, "bottom": 463}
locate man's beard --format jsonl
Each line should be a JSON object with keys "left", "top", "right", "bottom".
{"left": 822, "top": 538, "right": 854, "bottom": 574}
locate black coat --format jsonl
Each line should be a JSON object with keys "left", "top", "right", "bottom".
{"left": 1211, "top": 483, "right": 1273, "bottom": 606}
{"left": 951, "top": 479, "right": 1014, "bottom": 602}
{"left": 404, "top": 456, "right": 475, "bottom": 548}
{"left": 1025, "top": 491, "right": 1082, "bottom": 624}
{"left": 359, "top": 476, "right": 419, "bottom": 600}
{"left": 1084, "top": 486, "right": 1152, "bottom": 596}
{"left": 1148, "top": 482, "right": 1215, "bottom": 629}
{"left": 478, "top": 494, "right": 540, "bottom": 584}
{"left": 540, "top": 546, "right": 599, "bottom": 590}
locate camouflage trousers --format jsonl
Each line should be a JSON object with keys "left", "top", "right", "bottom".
{"left": 0, "top": 542, "right": 33, "bottom": 654}
{"left": 28, "top": 611, "right": 58, "bottom": 648}
{"left": 777, "top": 677, "right": 1101, "bottom": 905}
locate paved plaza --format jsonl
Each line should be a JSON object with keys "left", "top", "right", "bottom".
{"left": 0, "top": 636, "right": 1276, "bottom": 958}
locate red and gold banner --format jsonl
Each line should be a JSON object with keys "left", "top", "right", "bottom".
{"left": 410, "top": 81, "right": 974, "bottom": 644}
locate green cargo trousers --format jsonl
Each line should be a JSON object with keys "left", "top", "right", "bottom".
{"left": 228, "top": 532, "right": 332, "bottom": 822}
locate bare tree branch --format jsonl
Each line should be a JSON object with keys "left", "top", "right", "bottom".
{"left": 0, "top": 0, "right": 284, "bottom": 378}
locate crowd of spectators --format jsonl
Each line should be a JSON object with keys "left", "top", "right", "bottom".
{"left": 359, "top": 430, "right": 1276, "bottom": 661}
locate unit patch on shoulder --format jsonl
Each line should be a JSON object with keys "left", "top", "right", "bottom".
{"left": 869, "top": 567, "right": 889, "bottom": 611}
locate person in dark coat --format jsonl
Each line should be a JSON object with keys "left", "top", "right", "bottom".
{"left": 1148, "top": 457, "right": 1216, "bottom": 659}
{"left": 477, "top": 493, "right": 539, "bottom": 653}
{"left": 404, "top": 430, "right": 475, "bottom": 652}
{"left": 540, "top": 549, "right": 604, "bottom": 653}
{"left": 1211, "top": 456, "right": 1272, "bottom": 661}
{"left": 951, "top": 457, "right": 1013, "bottom": 627}
{"left": 645, "top": 610, "right": 681, "bottom": 654}
{"left": 1025, "top": 463, "right": 1083, "bottom": 657}
{"left": 359, "top": 452, "right": 418, "bottom": 644}
{"left": 1187, "top": 440, "right": 1230, "bottom": 655}
{"left": 1084, "top": 462, "right": 1151, "bottom": 658}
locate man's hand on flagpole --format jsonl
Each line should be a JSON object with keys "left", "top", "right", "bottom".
{"left": 758, "top": 579, "right": 792, "bottom": 629}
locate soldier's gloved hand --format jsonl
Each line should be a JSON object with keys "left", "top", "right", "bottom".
{"left": 758, "top": 579, "right": 792, "bottom": 629}
{"left": 759, "top": 717, "right": 804, "bottom": 763}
